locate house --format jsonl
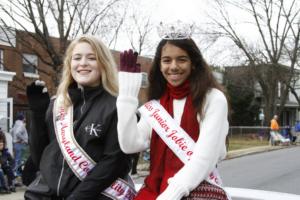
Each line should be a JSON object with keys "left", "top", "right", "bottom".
{"left": 0, "top": 28, "right": 152, "bottom": 132}
{"left": 0, "top": 29, "right": 17, "bottom": 132}
{"left": 224, "top": 65, "right": 300, "bottom": 127}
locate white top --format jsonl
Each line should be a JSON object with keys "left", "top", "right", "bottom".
{"left": 11, "top": 120, "right": 28, "bottom": 144}
{"left": 117, "top": 72, "right": 229, "bottom": 200}
{"left": 5, "top": 132, "right": 13, "bottom": 156}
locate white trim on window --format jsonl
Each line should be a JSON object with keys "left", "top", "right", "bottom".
{"left": 0, "top": 28, "right": 16, "bottom": 47}
{"left": 141, "top": 72, "right": 149, "bottom": 88}
{"left": 23, "top": 72, "right": 40, "bottom": 79}
{"left": 0, "top": 49, "right": 3, "bottom": 70}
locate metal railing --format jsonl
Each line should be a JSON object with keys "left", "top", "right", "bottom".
{"left": 228, "top": 126, "right": 291, "bottom": 139}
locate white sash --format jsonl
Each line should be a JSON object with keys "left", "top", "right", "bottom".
{"left": 138, "top": 100, "right": 224, "bottom": 188}
{"left": 53, "top": 97, "right": 136, "bottom": 200}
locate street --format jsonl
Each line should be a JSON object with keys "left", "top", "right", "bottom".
{"left": 1, "top": 146, "right": 299, "bottom": 199}
{"left": 218, "top": 146, "right": 300, "bottom": 195}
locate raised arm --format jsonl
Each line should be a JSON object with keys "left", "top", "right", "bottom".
{"left": 26, "top": 80, "right": 50, "bottom": 167}
{"left": 117, "top": 50, "right": 151, "bottom": 153}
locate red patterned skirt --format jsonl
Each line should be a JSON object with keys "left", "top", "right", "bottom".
{"left": 182, "top": 181, "right": 229, "bottom": 200}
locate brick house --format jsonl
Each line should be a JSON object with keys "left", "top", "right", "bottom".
{"left": 0, "top": 29, "right": 152, "bottom": 132}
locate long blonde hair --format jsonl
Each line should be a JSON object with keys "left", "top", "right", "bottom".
{"left": 56, "top": 35, "right": 118, "bottom": 107}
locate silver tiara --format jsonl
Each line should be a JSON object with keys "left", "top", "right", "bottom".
{"left": 157, "top": 21, "right": 194, "bottom": 40}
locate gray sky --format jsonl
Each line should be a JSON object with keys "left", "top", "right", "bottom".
{"left": 120, "top": 0, "right": 259, "bottom": 66}
{"left": 113, "top": 0, "right": 213, "bottom": 56}
{"left": 149, "top": 0, "right": 209, "bottom": 23}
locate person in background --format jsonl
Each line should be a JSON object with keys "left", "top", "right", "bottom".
{"left": 294, "top": 120, "right": 300, "bottom": 133}
{"left": 0, "top": 167, "right": 10, "bottom": 194}
{"left": 25, "top": 35, "right": 134, "bottom": 200}
{"left": 269, "top": 115, "right": 280, "bottom": 145}
{"left": 3, "top": 127, "right": 13, "bottom": 158}
{"left": 270, "top": 115, "right": 290, "bottom": 145}
{"left": 270, "top": 115, "right": 280, "bottom": 131}
{"left": 291, "top": 120, "right": 300, "bottom": 143}
{"left": 285, "top": 125, "right": 293, "bottom": 142}
{"left": 11, "top": 113, "right": 28, "bottom": 177}
{"left": 117, "top": 21, "right": 230, "bottom": 200}
{"left": 0, "top": 131, "right": 15, "bottom": 193}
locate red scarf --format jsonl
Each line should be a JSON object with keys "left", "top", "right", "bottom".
{"left": 135, "top": 80, "right": 200, "bottom": 200}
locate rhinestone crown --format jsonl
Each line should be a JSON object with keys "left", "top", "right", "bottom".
{"left": 157, "top": 21, "right": 194, "bottom": 40}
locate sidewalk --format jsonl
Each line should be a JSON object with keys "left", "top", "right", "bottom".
{"left": 0, "top": 186, "right": 26, "bottom": 200}
{"left": 226, "top": 145, "right": 288, "bottom": 159}
{"left": 0, "top": 145, "right": 295, "bottom": 200}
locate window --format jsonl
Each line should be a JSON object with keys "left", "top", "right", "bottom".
{"left": 0, "top": 49, "right": 3, "bottom": 70}
{"left": 0, "top": 28, "right": 16, "bottom": 47}
{"left": 23, "top": 54, "right": 38, "bottom": 73}
{"left": 278, "top": 81, "right": 281, "bottom": 98}
{"left": 23, "top": 54, "right": 39, "bottom": 78}
{"left": 141, "top": 72, "right": 149, "bottom": 88}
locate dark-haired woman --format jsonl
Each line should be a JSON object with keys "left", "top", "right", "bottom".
{"left": 117, "top": 35, "right": 230, "bottom": 200}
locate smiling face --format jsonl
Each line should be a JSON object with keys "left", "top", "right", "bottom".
{"left": 160, "top": 43, "right": 192, "bottom": 87}
{"left": 71, "top": 42, "right": 102, "bottom": 87}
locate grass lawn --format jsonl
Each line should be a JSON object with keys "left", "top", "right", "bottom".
{"left": 228, "top": 136, "right": 269, "bottom": 151}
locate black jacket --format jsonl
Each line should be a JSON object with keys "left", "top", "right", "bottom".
{"left": 0, "top": 148, "right": 14, "bottom": 169}
{"left": 29, "top": 84, "right": 131, "bottom": 199}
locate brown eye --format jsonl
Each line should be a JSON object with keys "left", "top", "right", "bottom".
{"left": 177, "top": 56, "right": 190, "bottom": 63}
{"left": 161, "top": 59, "right": 171, "bottom": 63}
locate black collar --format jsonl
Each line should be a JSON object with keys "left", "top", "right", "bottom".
{"left": 68, "top": 83, "right": 104, "bottom": 105}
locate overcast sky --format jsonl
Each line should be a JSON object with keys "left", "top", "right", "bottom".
{"left": 115, "top": 0, "right": 260, "bottom": 65}
{"left": 148, "top": 0, "right": 209, "bottom": 23}
{"left": 114, "top": 0, "right": 214, "bottom": 56}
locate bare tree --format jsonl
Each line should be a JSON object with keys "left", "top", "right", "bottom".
{"left": 122, "top": 0, "right": 156, "bottom": 56}
{"left": 206, "top": 0, "right": 300, "bottom": 123}
{"left": 124, "top": 14, "right": 155, "bottom": 55}
{"left": 72, "top": 0, "right": 128, "bottom": 48}
{"left": 289, "top": 71, "right": 300, "bottom": 106}
{"left": 0, "top": 0, "right": 126, "bottom": 86}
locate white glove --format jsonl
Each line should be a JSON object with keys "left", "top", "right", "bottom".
{"left": 35, "top": 80, "right": 48, "bottom": 93}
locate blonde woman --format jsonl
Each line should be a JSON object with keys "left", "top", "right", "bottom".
{"left": 25, "top": 35, "right": 134, "bottom": 200}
